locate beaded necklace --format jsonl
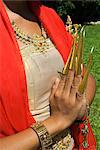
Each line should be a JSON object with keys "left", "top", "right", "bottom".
{"left": 12, "top": 21, "right": 50, "bottom": 53}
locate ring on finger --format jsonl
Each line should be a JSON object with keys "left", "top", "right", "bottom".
{"left": 77, "top": 91, "right": 83, "bottom": 98}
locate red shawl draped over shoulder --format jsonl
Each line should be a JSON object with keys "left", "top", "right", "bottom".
{"left": 0, "top": 1, "right": 96, "bottom": 149}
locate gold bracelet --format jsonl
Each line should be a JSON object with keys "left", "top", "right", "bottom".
{"left": 31, "top": 122, "right": 53, "bottom": 150}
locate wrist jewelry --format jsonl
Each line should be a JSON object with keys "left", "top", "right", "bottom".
{"left": 81, "top": 103, "right": 90, "bottom": 149}
{"left": 31, "top": 122, "right": 53, "bottom": 150}
{"left": 75, "top": 103, "right": 90, "bottom": 149}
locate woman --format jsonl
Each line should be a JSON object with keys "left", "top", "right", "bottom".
{"left": 0, "top": 1, "right": 96, "bottom": 149}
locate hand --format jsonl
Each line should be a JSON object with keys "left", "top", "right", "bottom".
{"left": 49, "top": 70, "right": 87, "bottom": 129}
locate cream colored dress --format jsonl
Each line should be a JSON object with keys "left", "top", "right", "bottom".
{"left": 20, "top": 38, "right": 74, "bottom": 150}
{"left": 20, "top": 38, "right": 64, "bottom": 121}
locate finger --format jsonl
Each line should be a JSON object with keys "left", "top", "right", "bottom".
{"left": 69, "top": 75, "right": 81, "bottom": 104}
{"left": 50, "top": 78, "right": 60, "bottom": 96}
{"left": 55, "top": 74, "right": 66, "bottom": 96}
{"left": 71, "top": 75, "right": 81, "bottom": 96}
{"left": 64, "top": 70, "right": 74, "bottom": 96}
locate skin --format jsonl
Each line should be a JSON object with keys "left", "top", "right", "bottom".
{"left": 0, "top": 1, "right": 96, "bottom": 150}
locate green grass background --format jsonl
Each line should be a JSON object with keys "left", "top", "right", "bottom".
{"left": 84, "top": 24, "right": 100, "bottom": 149}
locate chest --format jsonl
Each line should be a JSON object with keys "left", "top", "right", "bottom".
{"left": 20, "top": 39, "right": 64, "bottom": 121}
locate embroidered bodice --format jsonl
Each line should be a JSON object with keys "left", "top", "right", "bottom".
{"left": 20, "top": 38, "right": 64, "bottom": 121}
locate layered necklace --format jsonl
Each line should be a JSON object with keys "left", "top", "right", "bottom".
{"left": 11, "top": 21, "right": 51, "bottom": 53}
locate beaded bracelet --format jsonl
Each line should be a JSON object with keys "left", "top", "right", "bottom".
{"left": 75, "top": 103, "right": 90, "bottom": 149}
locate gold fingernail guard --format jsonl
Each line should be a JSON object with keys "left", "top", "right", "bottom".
{"left": 58, "top": 26, "right": 94, "bottom": 94}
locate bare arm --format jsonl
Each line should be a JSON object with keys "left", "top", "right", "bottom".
{"left": 0, "top": 128, "right": 39, "bottom": 150}
{"left": 76, "top": 73, "right": 96, "bottom": 120}
{"left": 86, "top": 74, "right": 96, "bottom": 105}
{"left": 0, "top": 116, "right": 67, "bottom": 150}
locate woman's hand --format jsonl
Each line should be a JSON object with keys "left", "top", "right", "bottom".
{"left": 49, "top": 70, "right": 87, "bottom": 129}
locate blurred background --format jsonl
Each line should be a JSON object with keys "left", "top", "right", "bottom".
{"left": 43, "top": 1, "right": 100, "bottom": 149}
{"left": 43, "top": 0, "right": 100, "bottom": 24}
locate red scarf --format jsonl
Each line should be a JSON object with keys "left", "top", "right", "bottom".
{"left": 0, "top": 1, "right": 96, "bottom": 149}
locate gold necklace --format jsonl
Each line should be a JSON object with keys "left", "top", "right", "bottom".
{"left": 12, "top": 21, "right": 50, "bottom": 53}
